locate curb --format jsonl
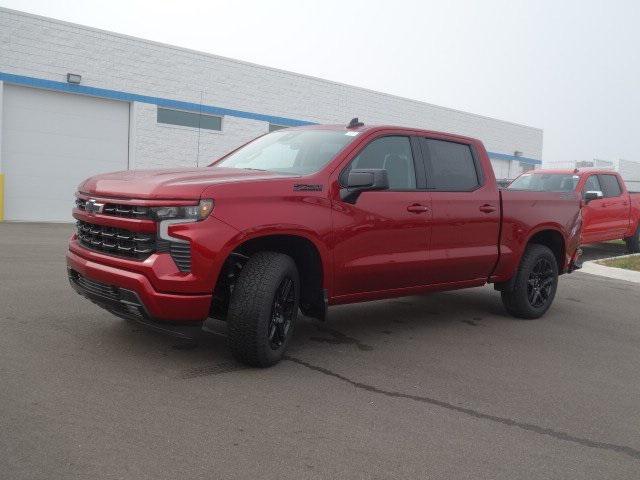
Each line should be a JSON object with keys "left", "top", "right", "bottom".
{"left": 580, "top": 253, "right": 640, "bottom": 284}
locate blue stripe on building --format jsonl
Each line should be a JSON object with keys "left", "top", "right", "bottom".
{"left": 0, "top": 71, "right": 541, "bottom": 165}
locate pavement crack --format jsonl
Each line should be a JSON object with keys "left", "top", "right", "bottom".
{"left": 284, "top": 355, "right": 640, "bottom": 461}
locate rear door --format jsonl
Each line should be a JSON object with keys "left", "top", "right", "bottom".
{"left": 598, "top": 174, "right": 630, "bottom": 239}
{"left": 419, "top": 138, "right": 501, "bottom": 284}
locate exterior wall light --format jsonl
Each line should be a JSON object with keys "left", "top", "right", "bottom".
{"left": 67, "top": 73, "right": 82, "bottom": 84}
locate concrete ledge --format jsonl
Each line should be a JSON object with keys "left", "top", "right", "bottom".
{"left": 581, "top": 253, "right": 640, "bottom": 284}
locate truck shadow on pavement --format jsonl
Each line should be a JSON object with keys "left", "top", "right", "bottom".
{"left": 106, "top": 286, "right": 510, "bottom": 378}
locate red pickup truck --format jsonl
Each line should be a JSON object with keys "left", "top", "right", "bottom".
{"left": 509, "top": 169, "right": 640, "bottom": 252}
{"left": 67, "top": 121, "right": 583, "bottom": 366}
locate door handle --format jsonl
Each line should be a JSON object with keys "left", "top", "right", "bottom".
{"left": 407, "top": 204, "right": 429, "bottom": 214}
{"left": 479, "top": 204, "right": 497, "bottom": 213}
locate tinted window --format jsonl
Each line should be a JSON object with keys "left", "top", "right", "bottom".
{"left": 583, "top": 175, "right": 602, "bottom": 193}
{"left": 342, "top": 136, "right": 416, "bottom": 190}
{"left": 509, "top": 173, "right": 578, "bottom": 192}
{"left": 598, "top": 174, "right": 622, "bottom": 197}
{"left": 425, "top": 139, "right": 479, "bottom": 191}
{"left": 157, "top": 108, "right": 222, "bottom": 131}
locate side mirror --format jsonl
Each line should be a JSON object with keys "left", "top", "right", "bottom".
{"left": 340, "top": 168, "right": 389, "bottom": 204}
{"left": 583, "top": 190, "right": 603, "bottom": 203}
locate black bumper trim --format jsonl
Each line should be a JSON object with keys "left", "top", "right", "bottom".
{"left": 68, "top": 269, "right": 204, "bottom": 340}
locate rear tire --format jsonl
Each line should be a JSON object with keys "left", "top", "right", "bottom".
{"left": 501, "top": 244, "right": 559, "bottom": 319}
{"left": 227, "top": 251, "right": 299, "bottom": 367}
{"left": 625, "top": 225, "right": 640, "bottom": 253}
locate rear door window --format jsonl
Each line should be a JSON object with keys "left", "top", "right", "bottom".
{"left": 598, "top": 174, "right": 622, "bottom": 197}
{"left": 422, "top": 139, "right": 480, "bottom": 191}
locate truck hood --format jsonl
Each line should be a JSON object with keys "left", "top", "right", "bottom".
{"left": 79, "top": 167, "right": 294, "bottom": 200}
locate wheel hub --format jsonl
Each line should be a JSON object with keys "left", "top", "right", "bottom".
{"left": 268, "top": 277, "right": 295, "bottom": 350}
{"left": 527, "top": 258, "right": 555, "bottom": 308}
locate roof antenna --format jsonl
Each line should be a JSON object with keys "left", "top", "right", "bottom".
{"left": 347, "top": 117, "right": 364, "bottom": 128}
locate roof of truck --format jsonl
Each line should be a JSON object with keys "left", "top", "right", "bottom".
{"left": 526, "top": 169, "right": 619, "bottom": 176}
{"left": 290, "top": 122, "right": 480, "bottom": 145}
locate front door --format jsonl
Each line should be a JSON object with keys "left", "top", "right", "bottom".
{"left": 331, "top": 135, "right": 432, "bottom": 297}
{"left": 581, "top": 174, "right": 607, "bottom": 243}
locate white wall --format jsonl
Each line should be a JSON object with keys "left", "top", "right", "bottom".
{"left": 0, "top": 7, "right": 543, "bottom": 171}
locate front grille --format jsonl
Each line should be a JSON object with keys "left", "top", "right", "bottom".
{"left": 76, "top": 220, "right": 156, "bottom": 259}
{"left": 75, "top": 219, "right": 192, "bottom": 271}
{"left": 75, "top": 198, "right": 151, "bottom": 219}
{"left": 75, "top": 199, "right": 192, "bottom": 270}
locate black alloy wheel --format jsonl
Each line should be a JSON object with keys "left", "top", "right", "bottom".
{"left": 501, "top": 243, "right": 559, "bottom": 319}
{"left": 527, "top": 257, "right": 555, "bottom": 308}
{"left": 227, "top": 251, "right": 300, "bottom": 367}
{"left": 269, "top": 277, "right": 296, "bottom": 350}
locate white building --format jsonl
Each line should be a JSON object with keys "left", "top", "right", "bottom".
{"left": 0, "top": 7, "right": 543, "bottom": 222}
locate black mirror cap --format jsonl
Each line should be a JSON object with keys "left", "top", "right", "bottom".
{"left": 583, "top": 190, "right": 604, "bottom": 202}
{"left": 340, "top": 168, "right": 389, "bottom": 203}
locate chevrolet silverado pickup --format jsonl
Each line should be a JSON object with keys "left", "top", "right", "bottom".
{"left": 68, "top": 120, "right": 583, "bottom": 366}
{"left": 509, "top": 169, "right": 640, "bottom": 252}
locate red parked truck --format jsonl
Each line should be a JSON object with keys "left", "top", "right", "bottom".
{"left": 508, "top": 169, "right": 640, "bottom": 252}
{"left": 67, "top": 121, "right": 583, "bottom": 366}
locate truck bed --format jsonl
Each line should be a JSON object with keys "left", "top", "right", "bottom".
{"left": 492, "top": 189, "right": 582, "bottom": 281}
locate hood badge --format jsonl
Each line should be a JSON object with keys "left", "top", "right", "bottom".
{"left": 85, "top": 199, "right": 105, "bottom": 214}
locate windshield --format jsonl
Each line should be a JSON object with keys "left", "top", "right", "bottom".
{"left": 508, "top": 173, "right": 579, "bottom": 192}
{"left": 212, "top": 130, "right": 358, "bottom": 175}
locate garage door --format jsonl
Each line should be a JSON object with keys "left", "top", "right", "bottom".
{"left": 1, "top": 85, "right": 129, "bottom": 221}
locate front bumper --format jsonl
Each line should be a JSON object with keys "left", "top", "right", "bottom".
{"left": 67, "top": 248, "right": 212, "bottom": 324}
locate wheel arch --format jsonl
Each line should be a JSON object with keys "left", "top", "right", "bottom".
{"left": 214, "top": 229, "right": 330, "bottom": 320}
{"left": 525, "top": 228, "right": 566, "bottom": 272}
{"left": 494, "top": 226, "right": 566, "bottom": 292}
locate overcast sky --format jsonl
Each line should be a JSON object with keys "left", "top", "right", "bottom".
{"left": 2, "top": 0, "right": 639, "bottom": 163}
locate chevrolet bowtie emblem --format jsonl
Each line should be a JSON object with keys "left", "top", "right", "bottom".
{"left": 85, "top": 199, "right": 105, "bottom": 214}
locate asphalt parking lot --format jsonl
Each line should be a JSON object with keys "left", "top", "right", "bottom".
{"left": 1, "top": 223, "right": 639, "bottom": 479}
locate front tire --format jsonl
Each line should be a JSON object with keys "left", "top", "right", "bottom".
{"left": 501, "top": 244, "right": 559, "bottom": 319}
{"left": 227, "top": 251, "right": 300, "bottom": 367}
{"left": 625, "top": 225, "right": 640, "bottom": 253}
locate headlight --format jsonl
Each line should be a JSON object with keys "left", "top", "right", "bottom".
{"left": 155, "top": 199, "right": 214, "bottom": 244}
{"left": 151, "top": 199, "right": 214, "bottom": 221}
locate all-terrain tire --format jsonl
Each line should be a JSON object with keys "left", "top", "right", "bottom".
{"left": 501, "top": 244, "right": 559, "bottom": 319}
{"left": 227, "top": 251, "right": 300, "bottom": 367}
{"left": 625, "top": 225, "right": 640, "bottom": 253}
